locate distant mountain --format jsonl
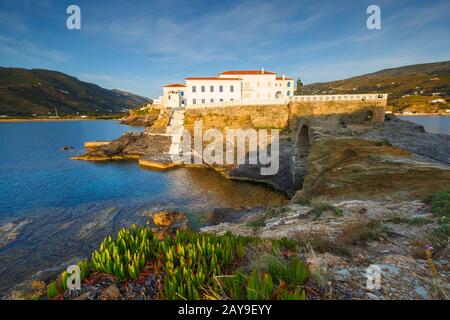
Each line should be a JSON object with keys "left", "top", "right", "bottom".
{"left": 301, "top": 61, "right": 450, "bottom": 112}
{"left": 0, "top": 67, "right": 151, "bottom": 116}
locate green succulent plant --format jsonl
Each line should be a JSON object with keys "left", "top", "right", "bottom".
{"left": 48, "top": 225, "right": 310, "bottom": 300}
{"left": 91, "top": 224, "right": 157, "bottom": 280}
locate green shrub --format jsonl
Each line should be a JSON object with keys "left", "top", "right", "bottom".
{"left": 424, "top": 189, "right": 450, "bottom": 216}
{"left": 433, "top": 224, "right": 450, "bottom": 247}
{"left": 375, "top": 139, "right": 392, "bottom": 147}
{"left": 333, "top": 207, "right": 344, "bottom": 217}
{"left": 267, "top": 257, "right": 309, "bottom": 286}
{"left": 221, "top": 257, "right": 309, "bottom": 300}
{"left": 407, "top": 216, "right": 433, "bottom": 225}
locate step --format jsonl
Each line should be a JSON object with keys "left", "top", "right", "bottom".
{"left": 166, "top": 128, "right": 184, "bottom": 135}
{"left": 169, "top": 144, "right": 180, "bottom": 155}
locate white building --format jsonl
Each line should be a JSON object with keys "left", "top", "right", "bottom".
{"left": 161, "top": 69, "right": 294, "bottom": 108}
{"left": 162, "top": 84, "right": 187, "bottom": 108}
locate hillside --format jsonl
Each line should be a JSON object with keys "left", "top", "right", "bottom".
{"left": 301, "top": 61, "right": 450, "bottom": 113}
{"left": 0, "top": 67, "right": 151, "bottom": 117}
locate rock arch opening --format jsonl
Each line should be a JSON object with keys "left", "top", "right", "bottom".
{"left": 298, "top": 125, "right": 310, "bottom": 159}
{"left": 293, "top": 124, "right": 311, "bottom": 190}
{"left": 364, "top": 110, "right": 374, "bottom": 122}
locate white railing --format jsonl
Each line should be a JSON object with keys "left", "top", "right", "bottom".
{"left": 290, "top": 94, "right": 388, "bottom": 102}
{"left": 184, "top": 94, "right": 388, "bottom": 109}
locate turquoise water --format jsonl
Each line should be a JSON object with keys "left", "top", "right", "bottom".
{"left": 0, "top": 120, "right": 286, "bottom": 297}
{"left": 398, "top": 116, "right": 450, "bottom": 135}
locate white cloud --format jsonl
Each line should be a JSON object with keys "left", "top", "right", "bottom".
{"left": 86, "top": 0, "right": 344, "bottom": 64}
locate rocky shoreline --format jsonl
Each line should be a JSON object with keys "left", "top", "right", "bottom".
{"left": 7, "top": 112, "right": 449, "bottom": 300}
{"left": 9, "top": 195, "right": 448, "bottom": 300}
{"left": 200, "top": 199, "right": 449, "bottom": 300}
{"left": 71, "top": 114, "right": 450, "bottom": 199}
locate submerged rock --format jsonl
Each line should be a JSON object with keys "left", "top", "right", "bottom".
{"left": 0, "top": 219, "right": 32, "bottom": 248}
{"left": 151, "top": 211, "right": 189, "bottom": 228}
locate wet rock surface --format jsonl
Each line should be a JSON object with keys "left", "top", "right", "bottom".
{"left": 72, "top": 132, "right": 171, "bottom": 161}
{"left": 143, "top": 210, "right": 190, "bottom": 239}
{"left": 363, "top": 115, "right": 450, "bottom": 165}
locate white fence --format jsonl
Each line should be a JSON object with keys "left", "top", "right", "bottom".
{"left": 185, "top": 94, "right": 388, "bottom": 109}
{"left": 290, "top": 94, "right": 388, "bottom": 102}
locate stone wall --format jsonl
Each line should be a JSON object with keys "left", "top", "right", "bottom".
{"left": 185, "top": 104, "right": 289, "bottom": 133}
{"left": 184, "top": 97, "right": 386, "bottom": 133}
{"left": 288, "top": 100, "right": 386, "bottom": 130}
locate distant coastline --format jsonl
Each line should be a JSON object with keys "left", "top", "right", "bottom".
{"left": 394, "top": 113, "right": 450, "bottom": 116}
{"left": 0, "top": 119, "right": 112, "bottom": 122}
{"left": 0, "top": 117, "right": 125, "bottom": 123}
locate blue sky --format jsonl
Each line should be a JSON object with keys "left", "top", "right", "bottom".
{"left": 0, "top": 0, "right": 449, "bottom": 97}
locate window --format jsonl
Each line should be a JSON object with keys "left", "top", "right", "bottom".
{"left": 202, "top": 99, "right": 205, "bottom": 103}
{"left": 267, "top": 93, "right": 271, "bottom": 98}
{"left": 257, "top": 81, "right": 260, "bottom": 87}
{"left": 193, "top": 99, "right": 196, "bottom": 104}
{"left": 256, "top": 93, "right": 260, "bottom": 99}
{"left": 230, "top": 99, "right": 234, "bottom": 101}
{"left": 230, "top": 85, "right": 234, "bottom": 92}
{"left": 268, "top": 82, "right": 271, "bottom": 87}
{"left": 180, "top": 91, "right": 184, "bottom": 96}
{"left": 287, "top": 91, "right": 290, "bottom": 96}
{"left": 243, "top": 93, "right": 251, "bottom": 99}
{"left": 219, "top": 85, "right": 223, "bottom": 92}
{"left": 201, "top": 86, "right": 205, "bottom": 92}
{"left": 287, "top": 82, "right": 291, "bottom": 87}
{"left": 210, "top": 99, "right": 214, "bottom": 103}
{"left": 220, "top": 99, "right": 223, "bottom": 102}
{"left": 244, "top": 81, "right": 250, "bottom": 89}
{"left": 192, "top": 86, "right": 196, "bottom": 93}
{"left": 210, "top": 86, "right": 214, "bottom": 92}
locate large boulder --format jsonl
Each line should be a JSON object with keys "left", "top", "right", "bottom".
{"left": 72, "top": 133, "right": 172, "bottom": 161}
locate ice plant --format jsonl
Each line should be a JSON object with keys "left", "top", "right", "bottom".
{"left": 47, "top": 225, "right": 310, "bottom": 300}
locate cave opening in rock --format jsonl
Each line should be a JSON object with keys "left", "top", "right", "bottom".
{"left": 292, "top": 124, "right": 311, "bottom": 190}
{"left": 364, "top": 110, "right": 374, "bottom": 122}
{"left": 298, "top": 125, "right": 310, "bottom": 159}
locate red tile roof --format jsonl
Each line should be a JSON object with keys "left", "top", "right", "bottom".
{"left": 163, "top": 83, "right": 186, "bottom": 87}
{"left": 276, "top": 77, "right": 294, "bottom": 80}
{"left": 185, "top": 77, "right": 241, "bottom": 81}
{"left": 219, "top": 70, "right": 276, "bottom": 75}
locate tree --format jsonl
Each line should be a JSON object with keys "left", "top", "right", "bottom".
{"left": 295, "top": 78, "right": 303, "bottom": 95}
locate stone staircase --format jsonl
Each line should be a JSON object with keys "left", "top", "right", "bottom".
{"left": 166, "top": 108, "right": 185, "bottom": 157}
